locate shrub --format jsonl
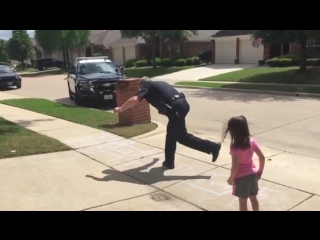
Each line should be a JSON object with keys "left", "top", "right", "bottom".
{"left": 192, "top": 57, "right": 200, "bottom": 65}
{"left": 124, "top": 59, "right": 137, "bottom": 68}
{"left": 185, "top": 58, "right": 194, "bottom": 66}
{"left": 175, "top": 59, "right": 186, "bottom": 66}
{"left": 279, "top": 59, "right": 294, "bottom": 67}
{"left": 161, "top": 58, "right": 174, "bottom": 67}
{"left": 146, "top": 59, "right": 152, "bottom": 66}
{"left": 307, "top": 58, "right": 320, "bottom": 66}
{"left": 199, "top": 51, "right": 212, "bottom": 64}
{"left": 266, "top": 58, "right": 294, "bottom": 67}
{"left": 135, "top": 60, "right": 147, "bottom": 68}
{"left": 152, "top": 58, "right": 162, "bottom": 66}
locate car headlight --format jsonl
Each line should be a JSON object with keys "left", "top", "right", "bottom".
{"left": 78, "top": 81, "right": 90, "bottom": 89}
{"left": 15, "top": 75, "right": 20, "bottom": 79}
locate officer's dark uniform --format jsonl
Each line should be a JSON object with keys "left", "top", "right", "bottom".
{"left": 137, "top": 81, "right": 221, "bottom": 169}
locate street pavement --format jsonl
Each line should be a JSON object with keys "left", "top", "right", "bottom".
{"left": 0, "top": 93, "right": 319, "bottom": 211}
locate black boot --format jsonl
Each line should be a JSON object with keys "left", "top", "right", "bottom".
{"left": 211, "top": 143, "right": 221, "bottom": 162}
{"left": 162, "top": 161, "right": 175, "bottom": 169}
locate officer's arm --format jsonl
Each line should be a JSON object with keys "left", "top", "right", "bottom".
{"left": 119, "top": 87, "right": 149, "bottom": 112}
{"left": 119, "top": 96, "right": 140, "bottom": 112}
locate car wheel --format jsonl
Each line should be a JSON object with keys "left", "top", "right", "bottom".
{"left": 16, "top": 83, "right": 21, "bottom": 89}
{"left": 75, "top": 87, "right": 84, "bottom": 106}
{"left": 68, "top": 83, "right": 74, "bottom": 100}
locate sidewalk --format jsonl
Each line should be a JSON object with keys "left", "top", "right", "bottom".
{"left": 0, "top": 94, "right": 319, "bottom": 210}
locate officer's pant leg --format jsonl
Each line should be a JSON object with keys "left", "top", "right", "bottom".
{"left": 176, "top": 120, "right": 215, "bottom": 154}
{"left": 164, "top": 120, "right": 177, "bottom": 163}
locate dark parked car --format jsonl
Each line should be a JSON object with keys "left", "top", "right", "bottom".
{"left": 0, "top": 64, "right": 22, "bottom": 89}
{"left": 34, "top": 57, "right": 65, "bottom": 71}
{"left": 67, "top": 56, "right": 125, "bottom": 106}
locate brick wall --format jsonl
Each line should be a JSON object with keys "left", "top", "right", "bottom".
{"left": 105, "top": 48, "right": 113, "bottom": 61}
{"left": 138, "top": 44, "right": 152, "bottom": 60}
{"left": 182, "top": 42, "right": 211, "bottom": 58}
{"left": 290, "top": 43, "right": 300, "bottom": 54}
{"left": 116, "top": 78, "right": 151, "bottom": 125}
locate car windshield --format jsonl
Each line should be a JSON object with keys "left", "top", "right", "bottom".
{"left": 78, "top": 62, "right": 117, "bottom": 75}
{"left": 0, "top": 65, "right": 14, "bottom": 73}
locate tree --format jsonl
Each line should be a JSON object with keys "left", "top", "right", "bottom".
{"left": 120, "top": 30, "right": 198, "bottom": 69}
{"left": 35, "top": 30, "right": 90, "bottom": 68}
{"left": 252, "top": 30, "right": 320, "bottom": 72}
{"left": 35, "top": 30, "right": 62, "bottom": 55}
{"left": 0, "top": 39, "right": 9, "bottom": 63}
{"left": 6, "top": 30, "right": 34, "bottom": 69}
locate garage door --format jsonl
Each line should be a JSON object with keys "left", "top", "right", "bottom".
{"left": 124, "top": 46, "right": 136, "bottom": 61}
{"left": 239, "top": 39, "right": 264, "bottom": 64}
{"left": 112, "top": 47, "right": 124, "bottom": 65}
{"left": 215, "top": 40, "right": 236, "bottom": 64}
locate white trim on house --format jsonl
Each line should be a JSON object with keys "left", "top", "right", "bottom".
{"left": 212, "top": 34, "right": 252, "bottom": 41}
{"left": 110, "top": 43, "right": 137, "bottom": 47}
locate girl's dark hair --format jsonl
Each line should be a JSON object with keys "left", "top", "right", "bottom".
{"left": 222, "top": 115, "right": 251, "bottom": 150}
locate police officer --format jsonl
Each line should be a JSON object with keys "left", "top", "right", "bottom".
{"left": 113, "top": 76, "right": 221, "bottom": 169}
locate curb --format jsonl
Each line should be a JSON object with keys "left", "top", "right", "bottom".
{"left": 19, "top": 69, "right": 66, "bottom": 77}
{"left": 130, "top": 120, "right": 166, "bottom": 140}
{"left": 173, "top": 85, "right": 320, "bottom": 99}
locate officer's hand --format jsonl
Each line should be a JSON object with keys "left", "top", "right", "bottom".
{"left": 113, "top": 107, "right": 121, "bottom": 113}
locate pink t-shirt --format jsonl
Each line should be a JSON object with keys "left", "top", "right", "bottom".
{"left": 230, "top": 138, "right": 260, "bottom": 179}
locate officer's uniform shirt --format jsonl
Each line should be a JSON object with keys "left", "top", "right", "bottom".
{"left": 136, "top": 81, "right": 180, "bottom": 111}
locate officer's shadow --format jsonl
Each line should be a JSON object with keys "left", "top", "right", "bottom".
{"left": 86, "top": 158, "right": 211, "bottom": 185}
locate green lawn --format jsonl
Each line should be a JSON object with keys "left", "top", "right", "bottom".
{"left": 175, "top": 81, "right": 320, "bottom": 94}
{"left": 200, "top": 67, "right": 320, "bottom": 85}
{"left": 0, "top": 117, "right": 71, "bottom": 159}
{"left": 16, "top": 67, "right": 38, "bottom": 73}
{"left": 19, "top": 69, "right": 67, "bottom": 77}
{"left": 124, "top": 66, "right": 194, "bottom": 78}
{"left": 0, "top": 99, "right": 157, "bottom": 138}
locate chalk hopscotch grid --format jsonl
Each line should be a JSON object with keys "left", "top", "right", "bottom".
{"left": 65, "top": 132, "right": 125, "bottom": 149}
{"left": 77, "top": 138, "right": 163, "bottom": 166}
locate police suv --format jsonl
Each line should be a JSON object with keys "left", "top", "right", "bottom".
{"left": 67, "top": 56, "right": 126, "bottom": 106}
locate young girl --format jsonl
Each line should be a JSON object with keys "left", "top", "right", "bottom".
{"left": 222, "top": 116, "right": 265, "bottom": 211}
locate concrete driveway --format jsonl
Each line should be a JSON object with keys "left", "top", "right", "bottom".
{"left": 2, "top": 73, "right": 320, "bottom": 161}
{"left": 152, "top": 64, "right": 256, "bottom": 84}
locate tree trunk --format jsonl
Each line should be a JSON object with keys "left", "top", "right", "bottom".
{"left": 20, "top": 57, "right": 25, "bottom": 70}
{"left": 151, "top": 37, "right": 157, "bottom": 69}
{"left": 66, "top": 49, "right": 70, "bottom": 69}
{"left": 62, "top": 48, "right": 67, "bottom": 69}
{"left": 299, "top": 37, "right": 307, "bottom": 72}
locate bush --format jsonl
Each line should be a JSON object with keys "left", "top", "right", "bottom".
{"left": 175, "top": 59, "right": 186, "bottom": 66}
{"left": 124, "top": 59, "right": 137, "bottom": 68}
{"left": 161, "top": 58, "right": 174, "bottom": 67}
{"left": 307, "top": 58, "right": 320, "bottom": 66}
{"left": 153, "top": 58, "right": 162, "bottom": 66}
{"left": 135, "top": 60, "right": 147, "bottom": 68}
{"left": 192, "top": 57, "right": 200, "bottom": 65}
{"left": 199, "top": 51, "right": 212, "bottom": 64}
{"left": 185, "top": 58, "right": 194, "bottom": 66}
{"left": 266, "top": 58, "right": 294, "bottom": 67}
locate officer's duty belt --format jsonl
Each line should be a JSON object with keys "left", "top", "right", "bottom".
{"left": 168, "top": 93, "right": 185, "bottom": 103}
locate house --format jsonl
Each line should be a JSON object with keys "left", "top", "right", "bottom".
{"left": 33, "top": 30, "right": 219, "bottom": 65}
{"left": 211, "top": 30, "right": 320, "bottom": 64}
{"left": 107, "top": 30, "right": 219, "bottom": 65}
{"left": 211, "top": 30, "right": 267, "bottom": 64}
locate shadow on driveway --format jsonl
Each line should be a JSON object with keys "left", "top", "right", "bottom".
{"left": 86, "top": 158, "right": 210, "bottom": 186}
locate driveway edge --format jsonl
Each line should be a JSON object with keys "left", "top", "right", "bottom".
{"left": 173, "top": 85, "right": 320, "bottom": 99}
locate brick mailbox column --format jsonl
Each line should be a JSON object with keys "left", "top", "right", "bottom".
{"left": 116, "top": 78, "right": 151, "bottom": 125}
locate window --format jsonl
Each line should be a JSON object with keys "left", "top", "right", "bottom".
{"left": 78, "top": 62, "right": 117, "bottom": 75}
{"left": 307, "top": 38, "right": 320, "bottom": 47}
{"left": 307, "top": 38, "right": 320, "bottom": 55}
{"left": 0, "top": 65, "right": 14, "bottom": 73}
